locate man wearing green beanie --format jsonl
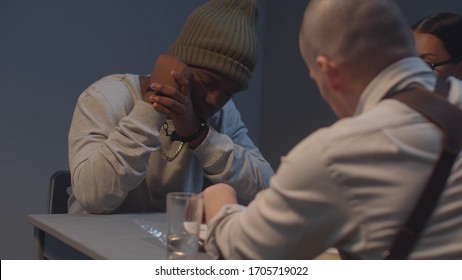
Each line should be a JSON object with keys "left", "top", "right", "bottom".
{"left": 67, "top": 0, "right": 273, "bottom": 214}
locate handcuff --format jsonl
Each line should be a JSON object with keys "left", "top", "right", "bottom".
{"left": 170, "top": 122, "right": 208, "bottom": 142}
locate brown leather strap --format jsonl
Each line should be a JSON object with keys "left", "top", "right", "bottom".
{"left": 434, "top": 78, "right": 450, "bottom": 98}
{"left": 383, "top": 80, "right": 462, "bottom": 259}
{"left": 386, "top": 84, "right": 462, "bottom": 153}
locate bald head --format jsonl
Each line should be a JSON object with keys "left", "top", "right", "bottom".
{"left": 300, "top": 0, "right": 415, "bottom": 75}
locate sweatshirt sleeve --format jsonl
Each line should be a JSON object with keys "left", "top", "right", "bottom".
{"left": 191, "top": 101, "right": 274, "bottom": 205}
{"left": 68, "top": 76, "right": 165, "bottom": 213}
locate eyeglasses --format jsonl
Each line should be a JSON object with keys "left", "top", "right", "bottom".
{"left": 425, "top": 57, "right": 461, "bottom": 70}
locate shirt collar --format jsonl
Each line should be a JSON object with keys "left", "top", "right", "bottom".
{"left": 354, "top": 57, "right": 435, "bottom": 116}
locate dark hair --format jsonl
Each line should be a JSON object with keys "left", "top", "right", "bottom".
{"left": 412, "top": 12, "right": 462, "bottom": 60}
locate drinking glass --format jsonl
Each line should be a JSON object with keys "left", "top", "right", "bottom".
{"left": 166, "top": 192, "right": 203, "bottom": 260}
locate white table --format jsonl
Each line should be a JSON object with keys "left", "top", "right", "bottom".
{"left": 28, "top": 213, "right": 175, "bottom": 259}
{"left": 28, "top": 213, "right": 340, "bottom": 260}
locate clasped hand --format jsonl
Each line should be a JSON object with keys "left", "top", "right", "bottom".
{"left": 144, "top": 55, "right": 202, "bottom": 139}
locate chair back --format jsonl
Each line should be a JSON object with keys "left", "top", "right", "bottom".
{"left": 48, "top": 170, "right": 71, "bottom": 214}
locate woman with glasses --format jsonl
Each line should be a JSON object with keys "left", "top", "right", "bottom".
{"left": 413, "top": 12, "right": 462, "bottom": 80}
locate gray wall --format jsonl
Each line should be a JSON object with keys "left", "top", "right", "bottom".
{"left": 1, "top": 0, "right": 461, "bottom": 259}
{"left": 260, "top": 0, "right": 462, "bottom": 169}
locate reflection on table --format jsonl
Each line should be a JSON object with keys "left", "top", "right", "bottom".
{"left": 29, "top": 213, "right": 175, "bottom": 259}
{"left": 28, "top": 213, "right": 340, "bottom": 260}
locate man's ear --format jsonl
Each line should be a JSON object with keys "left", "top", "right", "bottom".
{"left": 316, "top": 55, "right": 341, "bottom": 91}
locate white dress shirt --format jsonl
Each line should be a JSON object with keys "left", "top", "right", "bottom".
{"left": 205, "top": 57, "right": 462, "bottom": 259}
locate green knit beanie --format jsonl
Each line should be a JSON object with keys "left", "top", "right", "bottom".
{"left": 168, "top": 0, "right": 259, "bottom": 90}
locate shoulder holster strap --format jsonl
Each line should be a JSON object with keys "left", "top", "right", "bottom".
{"left": 383, "top": 79, "right": 462, "bottom": 259}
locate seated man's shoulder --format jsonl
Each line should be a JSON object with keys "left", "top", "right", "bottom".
{"left": 80, "top": 74, "right": 137, "bottom": 102}
{"left": 87, "top": 74, "right": 134, "bottom": 93}
{"left": 75, "top": 74, "right": 141, "bottom": 117}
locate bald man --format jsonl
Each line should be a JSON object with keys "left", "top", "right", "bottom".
{"left": 201, "top": 0, "right": 462, "bottom": 259}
